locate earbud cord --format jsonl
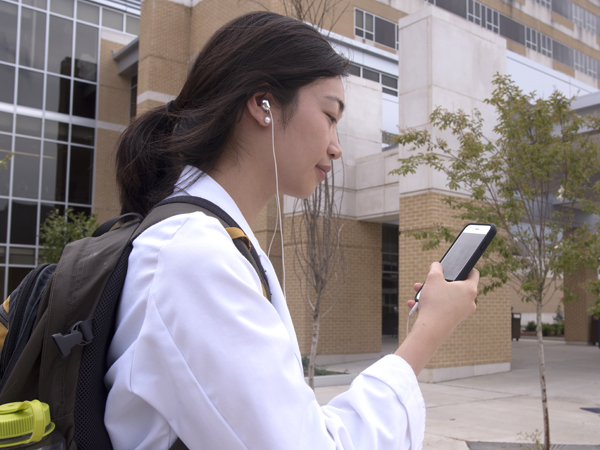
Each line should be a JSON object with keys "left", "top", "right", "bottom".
{"left": 265, "top": 109, "right": 286, "bottom": 298}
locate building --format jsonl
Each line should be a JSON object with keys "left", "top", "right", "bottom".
{"left": 1, "top": 0, "right": 598, "bottom": 381}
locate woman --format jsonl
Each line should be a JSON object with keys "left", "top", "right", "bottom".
{"left": 105, "top": 11, "right": 478, "bottom": 450}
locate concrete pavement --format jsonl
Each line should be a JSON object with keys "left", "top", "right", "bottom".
{"left": 314, "top": 338, "right": 600, "bottom": 448}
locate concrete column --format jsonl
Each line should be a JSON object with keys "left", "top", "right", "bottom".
{"left": 396, "top": 6, "right": 512, "bottom": 382}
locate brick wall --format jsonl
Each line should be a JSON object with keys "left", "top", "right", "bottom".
{"left": 564, "top": 267, "right": 596, "bottom": 343}
{"left": 398, "top": 192, "right": 512, "bottom": 369}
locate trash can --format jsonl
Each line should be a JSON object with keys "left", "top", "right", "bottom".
{"left": 512, "top": 313, "right": 521, "bottom": 341}
{"left": 590, "top": 316, "right": 598, "bottom": 347}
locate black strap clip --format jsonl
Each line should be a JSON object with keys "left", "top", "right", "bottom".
{"left": 52, "top": 319, "right": 94, "bottom": 358}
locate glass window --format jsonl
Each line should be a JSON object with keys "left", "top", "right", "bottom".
{"left": 9, "top": 247, "right": 35, "bottom": 265}
{"left": 76, "top": 1, "right": 99, "bottom": 24}
{"left": 0, "top": 267, "right": 4, "bottom": 299}
{"left": 19, "top": 7, "right": 47, "bottom": 70}
{"left": 44, "top": 119, "right": 69, "bottom": 141}
{"left": 365, "top": 13, "right": 374, "bottom": 40}
{"left": 0, "top": 64, "right": 15, "bottom": 104}
{"left": 553, "top": 40, "right": 573, "bottom": 67}
{"left": 46, "top": 74, "right": 71, "bottom": 114}
{"left": 8, "top": 268, "right": 33, "bottom": 294}
{"left": 436, "top": 0, "right": 467, "bottom": 18}
{"left": 41, "top": 141, "right": 67, "bottom": 201}
{"left": 0, "top": 1, "right": 19, "bottom": 63}
{"left": 50, "top": 0, "right": 73, "bottom": 17}
{"left": 72, "top": 80, "right": 96, "bottom": 119}
{"left": 48, "top": 15, "right": 73, "bottom": 76}
{"left": 125, "top": 15, "right": 139, "bottom": 35}
{"left": 347, "top": 64, "right": 360, "bottom": 77}
{"left": 0, "top": 199, "right": 7, "bottom": 243}
{"left": 500, "top": 15, "right": 525, "bottom": 46}
{"left": 22, "top": 0, "right": 46, "bottom": 9}
{"left": 355, "top": 9, "right": 364, "bottom": 37}
{"left": 74, "top": 23, "right": 98, "bottom": 81}
{"left": 16, "top": 115, "right": 42, "bottom": 137}
{"left": 0, "top": 112, "right": 12, "bottom": 133}
{"left": 17, "top": 68, "right": 44, "bottom": 109}
{"left": 10, "top": 201, "right": 37, "bottom": 245}
{"left": 0, "top": 249, "right": 5, "bottom": 266}
{"left": 362, "top": 68, "right": 379, "bottom": 83}
{"left": 70, "top": 205, "right": 90, "bottom": 216}
{"left": 71, "top": 124, "right": 94, "bottom": 146}
{"left": 102, "top": 9, "right": 123, "bottom": 31}
{"left": 129, "top": 75, "right": 137, "bottom": 119}
{"left": 0, "top": 134, "right": 11, "bottom": 196}
{"left": 68, "top": 146, "right": 92, "bottom": 204}
{"left": 375, "top": 17, "right": 396, "bottom": 49}
{"left": 13, "top": 137, "right": 40, "bottom": 199}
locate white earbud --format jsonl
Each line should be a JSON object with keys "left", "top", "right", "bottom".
{"left": 262, "top": 100, "right": 271, "bottom": 124}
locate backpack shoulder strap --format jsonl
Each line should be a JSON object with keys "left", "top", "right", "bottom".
{"left": 146, "top": 196, "right": 272, "bottom": 302}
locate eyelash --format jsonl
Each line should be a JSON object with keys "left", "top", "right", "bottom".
{"left": 327, "top": 114, "right": 337, "bottom": 124}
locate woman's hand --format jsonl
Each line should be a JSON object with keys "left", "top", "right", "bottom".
{"left": 394, "top": 262, "right": 479, "bottom": 376}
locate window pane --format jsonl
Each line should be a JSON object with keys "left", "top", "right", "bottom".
{"left": 0, "top": 112, "right": 12, "bottom": 133}
{"left": 68, "top": 146, "right": 92, "bottom": 204}
{"left": 19, "top": 8, "right": 46, "bottom": 70}
{"left": 50, "top": 0, "right": 73, "bottom": 17}
{"left": 553, "top": 40, "right": 573, "bottom": 67}
{"left": 0, "top": 1, "right": 18, "bottom": 63}
{"left": 362, "top": 68, "right": 379, "bottom": 82}
{"left": 42, "top": 141, "right": 67, "bottom": 201}
{"left": 381, "top": 74, "right": 398, "bottom": 89}
{"left": 499, "top": 15, "right": 525, "bottom": 45}
{"left": 48, "top": 15, "right": 72, "bottom": 75}
{"left": 347, "top": 64, "right": 361, "bottom": 77}
{"left": 10, "top": 200, "right": 37, "bottom": 245}
{"left": 365, "top": 13, "right": 373, "bottom": 32}
{"left": 0, "top": 199, "right": 6, "bottom": 243}
{"left": 16, "top": 115, "right": 42, "bottom": 137}
{"left": 102, "top": 9, "right": 123, "bottom": 31}
{"left": 9, "top": 247, "right": 35, "bottom": 265}
{"left": 0, "top": 64, "right": 15, "bottom": 104}
{"left": 46, "top": 74, "right": 71, "bottom": 114}
{"left": 126, "top": 15, "right": 139, "bottom": 35}
{"left": 17, "top": 68, "right": 44, "bottom": 109}
{"left": 355, "top": 9, "right": 363, "bottom": 28}
{"left": 436, "top": 0, "right": 467, "bottom": 18}
{"left": 71, "top": 124, "right": 94, "bottom": 146}
{"left": 0, "top": 134, "right": 11, "bottom": 196}
{"left": 8, "top": 268, "right": 33, "bottom": 295}
{"left": 22, "top": 0, "right": 46, "bottom": 9}
{"left": 74, "top": 23, "right": 98, "bottom": 81}
{"left": 72, "top": 80, "right": 96, "bottom": 119}
{"left": 129, "top": 75, "right": 137, "bottom": 119}
{"left": 44, "top": 120, "right": 69, "bottom": 141}
{"left": 70, "top": 205, "right": 90, "bottom": 216}
{"left": 76, "top": 1, "right": 98, "bottom": 24}
{"left": 13, "top": 137, "right": 40, "bottom": 199}
{"left": 375, "top": 17, "right": 396, "bottom": 49}
{"left": 382, "top": 87, "right": 397, "bottom": 96}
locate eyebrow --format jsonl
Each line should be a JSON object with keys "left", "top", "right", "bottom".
{"left": 326, "top": 95, "right": 345, "bottom": 115}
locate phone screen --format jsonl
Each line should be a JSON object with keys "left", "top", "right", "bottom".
{"left": 441, "top": 225, "right": 490, "bottom": 281}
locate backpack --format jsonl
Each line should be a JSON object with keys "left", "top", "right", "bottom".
{"left": 0, "top": 196, "right": 271, "bottom": 450}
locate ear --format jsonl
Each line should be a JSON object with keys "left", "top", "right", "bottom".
{"left": 246, "top": 92, "right": 273, "bottom": 127}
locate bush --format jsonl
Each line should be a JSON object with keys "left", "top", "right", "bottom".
{"left": 39, "top": 208, "right": 98, "bottom": 263}
{"left": 542, "top": 323, "right": 553, "bottom": 336}
{"left": 525, "top": 321, "right": 536, "bottom": 332}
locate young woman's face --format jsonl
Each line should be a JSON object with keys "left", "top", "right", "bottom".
{"left": 274, "top": 77, "right": 344, "bottom": 199}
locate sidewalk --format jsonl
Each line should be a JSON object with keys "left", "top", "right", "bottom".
{"left": 314, "top": 338, "right": 600, "bottom": 448}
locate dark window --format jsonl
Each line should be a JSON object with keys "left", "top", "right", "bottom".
{"left": 44, "top": 120, "right": 69, "bottom": 142}
{"left": 0, "top": 112, "right": 12, "bottom": 133}
{"left": 130, "top": 75, "right": 137, "bottom": 119}
{"left": 22, "top": 0, "right": 47, "bottom": 9}
{"left": 436, "top": 0, "right": 467, "bottom": 18}
{"left": 13, "top": 137, "right": 40, "bottom": 199}
{"left": 500, "top": 15, "right": 525, "bottom": 45}
{"left": 46, "top": 74, "right": 71, "bottom": 115}
{"left": 19, "top": 7, "right": 46, "bottom": 70}
{"left": 382, "top": 224, "right": 399, "bottom": 336}
{"left": 71, "top": 124, "right": 94, "bottom": 146}
{"left": 72, "top": 80, "right": 96, "bottom": 119}
{"left": 16, "top": 115, "right": 42, "bottom": 137}
{"left": 9, "top": 247, "right": 35, "bottom": 265}
{"left": 375, "top": 17, "right": 396, "bottom": 49}
{"left": 8, "top": 268, "right": 33, "bottom": 294}
{"left": 10, "top": 200, "right": 37, "bottom": 245}
{"left": 70, "top": 205, "right": 91, "bottom": 216}
{"left": 68, "top": 146, "right": 93, "bottom": 204}
{"left": 41, "top": 141, "right": 67, "bottom": 201}
{"left": 552, "top": 0, "right": 571, "bottom": 19}
{"left": 553, "top": 40, "right": 573, "bottom": 67}
{"left": 0, "top": 134, "right": 11, "bottom": 196}
{"left": 0, "top": 1, "right": 18, "bottom": 63}
{"left": 347, "top": 64, "right": 361, "bottom": 77}
{"left": 74, "top": 23, "right": 98, "bottom": 82}
{"left": 48, "top": 15, "right": 73, "bottom": 76}
{"left": 126, "top": 16, "right": 139, "bottom": 35}
{"left": 362, "top": 68, "right": 379, "bottom": 83}
{"left": 0, "top": 198, "right": 7, "bottom": 244}
{"left": 50, "top": 0, "right": 73, "bottom": 17}
{"left": 17, "top": 68, "right": 44, "bottom": 109}
{"left": 0, "top": 64, "right": 15, "bottom": 104}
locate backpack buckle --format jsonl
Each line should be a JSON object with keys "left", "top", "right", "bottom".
{"left": 52, "top": 319, "right": 94, "bottom": 358}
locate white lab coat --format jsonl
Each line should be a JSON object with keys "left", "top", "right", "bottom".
{"left": 105, "top": 167, "right": 425, "bottom": 450}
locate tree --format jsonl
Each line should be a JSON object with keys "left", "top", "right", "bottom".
{"left": 390, "top": 74, "right": 600, "bottom": 450}
{"left": 39, "top": 208, "right": 98, "bottom": 264}
{"left": 291, "top": 165, "right": 346, "bottom": 389}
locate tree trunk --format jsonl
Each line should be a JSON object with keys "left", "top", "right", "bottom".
{"left": 536, "top": 296, "right": 550, "bottom": 450}
{"left": 308, "top": 304, "right": 321, "bottom": 390}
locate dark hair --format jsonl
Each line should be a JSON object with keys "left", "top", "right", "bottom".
{"left": 116, "top": 11, "right": 348, "bottom": 215}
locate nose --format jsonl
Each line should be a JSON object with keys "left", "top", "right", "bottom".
{"left": 328, "top": 132, "right": 342, "bottom": 160}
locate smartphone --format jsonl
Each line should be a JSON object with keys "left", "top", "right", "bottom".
{"left": 414, "top": 223, "right": 497, "bottom": 301}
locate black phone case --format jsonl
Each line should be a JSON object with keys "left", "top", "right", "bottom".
{"left": 440, "top": 223, "right": 497, "bottom": 281}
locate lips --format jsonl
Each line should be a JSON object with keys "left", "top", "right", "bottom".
{"left": 316, "top": 165, "right": 330, "bottom": 181}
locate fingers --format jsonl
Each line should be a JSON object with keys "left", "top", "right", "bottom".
{"left": 413, "top": 283, "right": 423, "bottom": 293}
{"left": 407, "top": 300, "right": 416, "bottom": 309}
